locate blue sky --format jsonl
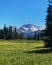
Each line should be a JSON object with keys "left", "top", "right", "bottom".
{"left": 0, "top": 0, "right": 48, "bottom": 28}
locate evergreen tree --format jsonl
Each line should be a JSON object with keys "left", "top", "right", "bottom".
{"left": 8, "top": 26, "right": 13, "bottom": 40}
{"left": 44, "top": 1, "right": 52, "bottom": 47}
{"left": 0, "top": 29, "right": 4, "bottom": 39}
{"left": 19, "top": 32, "right": 25, "bottom": 40}
{"left": 14, "top": 27, "right": 18, "bottom": 39}
{"left": 37, "top": 31, "right": 40, "bottom": 40}
{"left": 3, "top": 25, "right": 9, "bottom": 40}
{"left": 41, "top": 30, "right": 45, "bottom": 40}
{"left": 27, "top": 35, "right": 33, "bottom": 40}
{"left": 33, "top": 31, "right": 37, "bottom": 40}
{"left": 37, "top": 30, "right": 43, "bottom": 40}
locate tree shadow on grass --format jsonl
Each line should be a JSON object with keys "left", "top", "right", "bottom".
{"left": 35, "top": 46, "right": 45, "bottom": 48}
{"left": 24, "top": 48, "right": 52, "bottom": 54}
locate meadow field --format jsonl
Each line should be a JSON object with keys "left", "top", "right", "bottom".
{"left": 0, "top": 40, "right": 52, "bottom": 65}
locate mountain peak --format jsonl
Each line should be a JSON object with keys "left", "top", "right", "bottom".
{"left": 18, "top": 24, "right": 43, "bottom": 33}
{"left": 22, "top": 24, "right": 36, "bottom": 28}
{"left": 18, "top": 24, "right": 44, "bottom": 38}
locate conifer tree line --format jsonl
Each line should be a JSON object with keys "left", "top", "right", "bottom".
{"left": 0, "top": 25, "right": 20, "bottom": 40}
{"left": 0, "top": 25, "right": 43, "bottom": 40}
{"left": 44, "top": 2, "right": 52, "bottom": 48}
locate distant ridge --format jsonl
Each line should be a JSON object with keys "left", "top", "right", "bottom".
{"left": 18, "top": 24, "right": 44, "bottom": 32}
{"left": 17, "top": 24, "right": 44, "bottom": 37}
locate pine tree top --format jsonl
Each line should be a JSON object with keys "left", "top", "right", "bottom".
{"left": 48, "top": 0, "right": 52, "bottom": 5}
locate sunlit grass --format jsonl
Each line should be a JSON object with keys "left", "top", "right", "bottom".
{"left": 0, "top": 40, "right": 52, "bottom": 65}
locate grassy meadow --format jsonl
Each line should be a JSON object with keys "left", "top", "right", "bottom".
{"left": 0, "top": 40, "right": 52, "bottom": 65}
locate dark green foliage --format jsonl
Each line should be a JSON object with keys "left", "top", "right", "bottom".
{"left": 0, "top": 25, "right": 43, "bottom": 40}
{"left": 0, "top": 29, "right": 4, "bottom": 39}
{"left": 19, "top": 32, "right": 25, "bottom": 40}
{"left": 44, "top": 4, "right": 52, "bottom": 47}
{"left": 27, "top": 35, "right": 33, "bottom": 40}
{"left": 14, "top": 27, "right": 19, "bottom": 39}
{"left": 0, "top": 25, "right": 18, "bottom": 40}
{"left": 3, "top": 25, "right": 9, "bottom": 40}
{"left": 38, "top": 31, "right": 43, "bottom": 40}
{"left": 33, "top": 31, "right": 43, "bottom": 40}
{"left": 37, "top": 31, "right": 40, "bottom": 40}
{"left": 33, "top": 31, "right": 37, "bottom": 40}
{"left": 8, "top": 26, "right": 13, "bottom": 40}
{"left": 41, "top": 30, "right": 45, "bottom": 40}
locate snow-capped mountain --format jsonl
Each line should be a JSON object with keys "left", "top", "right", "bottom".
{"left": 18, "top": 24, "right": 43, "bottom": 33}
{"left": 18, "top": 24, "right": 44, "bottom": 38}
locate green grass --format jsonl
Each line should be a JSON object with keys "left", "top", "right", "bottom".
{"left": 0, "top": 40, "right": 52, "bottom": 65}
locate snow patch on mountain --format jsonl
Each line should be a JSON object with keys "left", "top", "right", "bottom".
{"left": 17, "top": 24, "right": 44, "bottom": 38}
{"left": 18, "top": 24, "right": 43, "bottom": 32}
